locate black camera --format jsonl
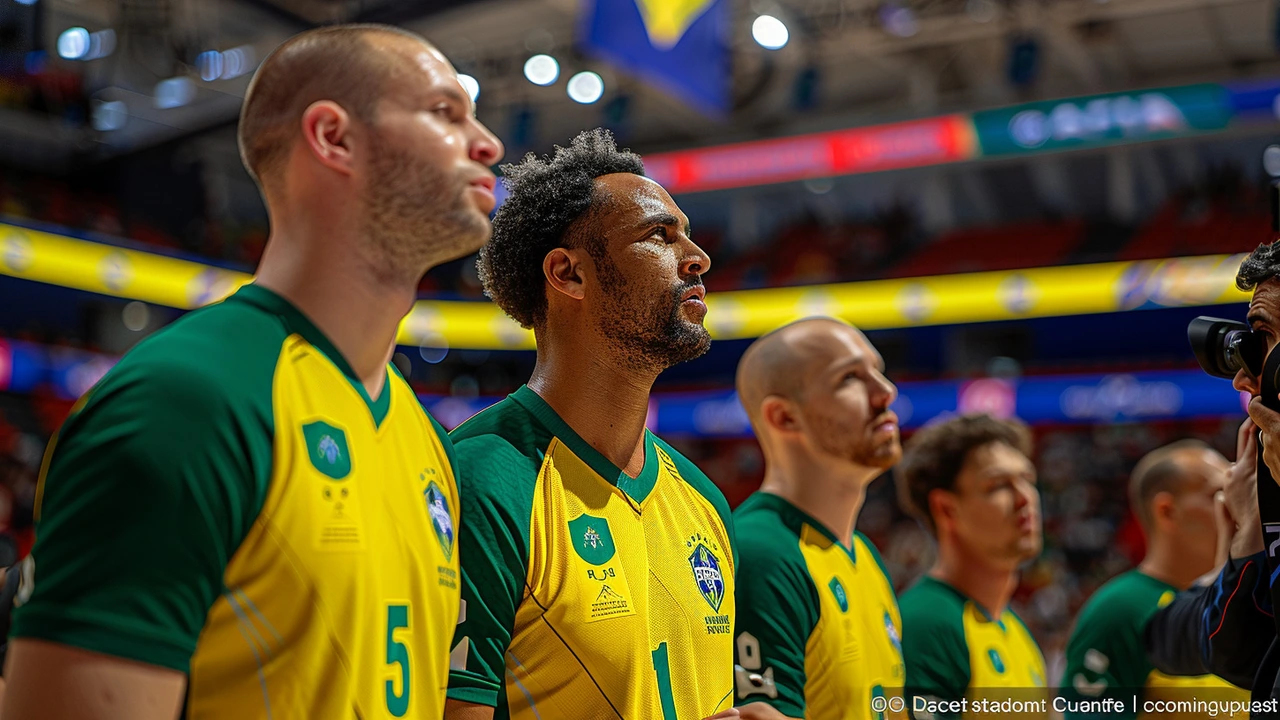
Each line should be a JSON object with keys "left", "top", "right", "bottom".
{"left": 1188, "top": 316, "right": 1266, "bottom": 379}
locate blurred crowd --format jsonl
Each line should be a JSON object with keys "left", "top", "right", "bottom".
{"left": 2, "top": 162, "right": 1272, "bottom": 297}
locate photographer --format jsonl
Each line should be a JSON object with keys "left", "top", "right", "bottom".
{"left": 1145, "top": 244, "right": 1280, "bottom": 709}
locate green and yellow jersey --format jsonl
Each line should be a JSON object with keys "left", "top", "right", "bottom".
{"left": 899, "top": 576, "right": 1046, "bottom": 719}
{"left": 446, "top": 386, "right": 737, "bottom": 719}
{"left": 1060, "top": 570, "right": 1247, "bottom": 719}
{"left": 12, "top": 284, "right": 461, "bottom": 720}
{"left": 732, "top": 492, "right": 906, "bottom": 720}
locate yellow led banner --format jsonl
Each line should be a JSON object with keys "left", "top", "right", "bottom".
{"left": 0, "top": 221, "right": 1254, "bottom": 351}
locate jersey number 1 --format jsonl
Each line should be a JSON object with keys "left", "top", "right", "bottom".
{"left": 651, "top": 642, "right": 678, "bottom": 720}
{"left": 386, "top": 604, "right": 411, "bottom": 717}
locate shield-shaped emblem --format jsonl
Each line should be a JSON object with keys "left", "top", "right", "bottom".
{"left": 568, "top": 514, "right": 616, "bottom": 566}
{"left": 688, "top": 543, "right": 724, "bottom": 612}
{"left": 424, "top": 482, "right": 454, "bottom": 560}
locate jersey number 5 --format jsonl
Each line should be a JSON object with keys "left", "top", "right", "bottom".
{"left": 386, "top": 604, "right": 411, "bottom": 717}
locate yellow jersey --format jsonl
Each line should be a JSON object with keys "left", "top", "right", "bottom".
{"left": 899, "top": 576, "right": 1047, "bottom": 719}
{"left": 14, "top": 284, "right": 461, "bottom": 719}
{"left": 447, "top": 386, "right": 737, "bottom": 719}
{"left": 732, "top": 492, "right": 906, "bottom": 719}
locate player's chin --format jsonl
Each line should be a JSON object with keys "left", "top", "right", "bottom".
{"left": 1016, "top": 534, "right": 1043, "bottom": 559}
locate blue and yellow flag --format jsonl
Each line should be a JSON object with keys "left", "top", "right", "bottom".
{"left": 579, "top": 0, "right": 730, "bottom": 115}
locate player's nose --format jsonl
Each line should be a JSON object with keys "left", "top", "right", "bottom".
{"left": 467, "top": 117, "right": 504, "bottom": 167}
{"left": 680, "top": 238, "right": 711, "bottom": 278}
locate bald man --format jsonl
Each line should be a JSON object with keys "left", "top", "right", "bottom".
{"left": 1061, "top": 440, "right": 1248, "bottom": 718}
{"left": 3, "top": 24, "right": 502, "bottom": 720}
{"left": 731, "top": 317, "right": 906, "bottom": 720}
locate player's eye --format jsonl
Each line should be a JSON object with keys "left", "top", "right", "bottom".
{"left": 651, "top": 227, "right": 670, "bottom": 241}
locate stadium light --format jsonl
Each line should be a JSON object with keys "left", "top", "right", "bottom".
{"left": 196, "top": 51, "right": 223, "bottom": 82}
{"left": 14, "top": 0, "right": 38, "bottom": 5}
{"left": 567, "top": 71, "right": 604, "bottom": 104}
{"left": 154, "top": 77, "right": 196, "bottom": 109}
{"left": 220, "top": 46, "right": 255, "bottom": 80}
{"left": 524, "top": 54, "right": 559, "bottom": 86}
{"left": 84, "top": 30, "right": 115, "bottom": 60}
{"left": 91, "top": 100, "right": 127, "bottom": 131}
{"left": 57, "top": 27, "right": 90, "bottom": 60}
{"left": 752, "top": 15, "right": 789, "bottom": 50}
{"left": 458, "top": 73, "right": 480, "bottom": 102}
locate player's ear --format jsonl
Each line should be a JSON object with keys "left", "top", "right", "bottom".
{"left": 543, "top": 247, "right": 586, "bottom": 301}
{"left": 761, "top": 396, "right": 800, "bottom": 435}
{"left": 1151, "top": 491, "right": 1176, "bottom": 526}
{"left": 927, "top": 489, "right": 957, "bottom": 532}
{"left": 300, "top": 100, "right": 356, "bottom": 176}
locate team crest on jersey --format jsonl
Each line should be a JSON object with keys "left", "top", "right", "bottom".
{"left": 302, "top": 421, "right": 351, "bottom": 480}
{"left": 424, "top": 481, "right": 454, "bottom": 560}
{"left": 988, "top": 648, "right": 1006, "bottom": 674}
{"left": 828, "top": 577, "right": 849, "bottom": 612}
{"left": 687, "top": 533, "right": 725, "bottom": 613}
{"left": 884, "top": 610, "right": 902, "bottom": 653}
{"left": 568, "top": 514, "right": 616, "bottom": 566}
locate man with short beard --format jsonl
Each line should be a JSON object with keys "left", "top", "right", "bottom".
{"left": 896, "top": 415, "right": 1047, "bottom": 718}
{"left": 730, "top": 318, "right": 907, "bottom": 720}
{"left": 4, "top": 24, "right": 503, "bottom": 720}
{"left": 443, "top": 129, "right": 738, "bottom": 720}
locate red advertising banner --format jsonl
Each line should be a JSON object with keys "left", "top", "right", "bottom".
{"left": 644, "top": 115, "right": 979, "bottom": 194}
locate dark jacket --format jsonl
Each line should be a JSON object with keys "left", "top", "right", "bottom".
{"left": 1145, "top": 552, "right": 1280, "bottom": 715}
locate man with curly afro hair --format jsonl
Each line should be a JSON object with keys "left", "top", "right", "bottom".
{"left": 445, "top": 128, "right": 738, "bottom": 720}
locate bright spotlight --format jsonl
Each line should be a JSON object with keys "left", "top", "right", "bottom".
{"left": 458, "top": 73, "right": 480, "bottom": 102}
{"left": 154, "top": 77, "right": 196, "bottom": 109}
{"left": 14, "top": 0, "right": 38, "bottom": 5}
{"left": 91, "top": 100, "right": 127, "bottom": 131}
{"left": 84, "top": 29, "right": 115, "bottom": 60}
{"left": 57, "top": 27, "right": 90, "bottom": 60}
{"left": 221, "top": 46, "right": 255, "bottom": 79}
{"left": 752, "top": 15, "right": 789, "bottom": 50}
{"left": 196, "top": 51, "right": 223, "bottom": 82}
{"left": 523, "top": 54, "right": 559, "bottom": 86}
{"left": 567, "top": 71, "right": 604, "bottom": 104}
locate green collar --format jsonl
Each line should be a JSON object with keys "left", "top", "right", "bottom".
{"left": 232, "top": 284, "right": 391, "bottom": 427}
{"left": 920, "top": 575, "right": 1007, "bottom": 628}
{"left": 511, "top": 385, "right": 659, "bottom": 504}
{"left": 746, "top": 491, "right": 858, "bottom": 564}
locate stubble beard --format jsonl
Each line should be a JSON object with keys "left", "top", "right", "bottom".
{"left": 362, "top": 136, "right": 490, "bottom": 285}
{"left": 593, "top": 250, "right": 711, "bottom": 373}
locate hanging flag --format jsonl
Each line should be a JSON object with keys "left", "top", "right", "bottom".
{"left": 579, "top": 0, "right": 730, "bottom": 116}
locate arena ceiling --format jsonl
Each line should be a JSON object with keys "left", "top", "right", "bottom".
{"left": 3, "top": 0, "right": 1279, "bottom": 171}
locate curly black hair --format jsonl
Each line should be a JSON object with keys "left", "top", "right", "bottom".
{"left": 478, "top": 128, "right": 646, "bottom": 329}
{"left": 1237, "top": 241, "right": 1280, "bottom": 291}
{"left": 895, "top": 414, "right": 1033, "bottom": 536}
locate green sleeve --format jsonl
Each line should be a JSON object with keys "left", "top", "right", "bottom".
{"left": 731, "top": 516, "right": 819, "bottom": 716}
{"left": 1060, "top": 582, "right": 1151, "bottom": 719}
{"left": 11, "top": 318, "right": 275, "bottom": 673}
{"left": 446, "top": 434, "right": 537, "bottom": 707}
{"left": 900, "top": 583, "right": 971, "bottom": 718}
